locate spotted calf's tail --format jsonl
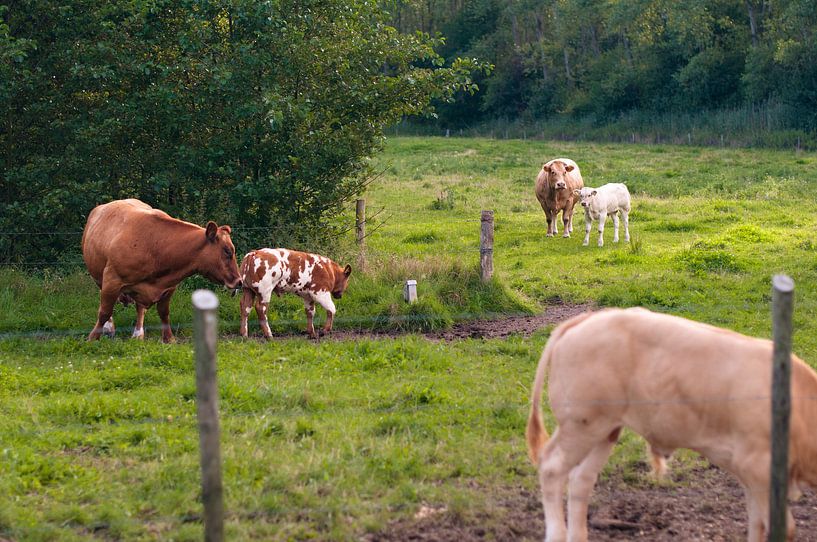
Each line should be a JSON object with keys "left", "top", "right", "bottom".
{"left": 526, "top": 310, "right": 597, "bottom": 465}
{"left": 238, "top": 251, "right": 256, "bottom": 288}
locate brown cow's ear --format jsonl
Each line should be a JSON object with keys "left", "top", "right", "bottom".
{"left": 344, "top": 264, "right": 352, "bottom": 277}
{"left": 572, "top": 189, "right": 580, "bottom": 196}
{"left": 221, "top": 225, "right": 232, "bottom": 234}
{"left": 205, "top": 221, "right": 218, "bottom": 242}
{"left": 564, "top": 164, "right": 575, "bottom": 172}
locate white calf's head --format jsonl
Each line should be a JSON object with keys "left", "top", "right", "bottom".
{"left": 573, "top": 187, "right": 597, "bottom": 207}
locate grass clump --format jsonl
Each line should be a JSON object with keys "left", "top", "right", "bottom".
{"left": 676, "top": 239, "right": 745, "bottom": 276}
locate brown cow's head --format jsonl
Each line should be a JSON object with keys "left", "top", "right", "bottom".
{"left": 544, "top": 161, "right": 575, "bottom": 191}
{"left": 331, "top": 264, "right": 352, "bottom": 299}
{"left": 201, "top": 222, "right": 241, "bottom": 290}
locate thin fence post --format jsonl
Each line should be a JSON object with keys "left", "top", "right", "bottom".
{"left": 356, "top": 199, "right": 366, "bottom": 273}
{"left": 480, "top": 210, "right": 494, "bottom": 282}
{"left": 193, "top": 290, "right": 224, "bottom": 542}
{"left": 769, "top": 274, "right": 794, "bottom": 542}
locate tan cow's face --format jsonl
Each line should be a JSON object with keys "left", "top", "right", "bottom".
{"left": 332, "top": 264, "right": 352, "bottom": 299}
{"left": 202, "top": 222, "right": 241, "bottom": 289}
{"left": 545, "top": 161, "right": 575, "bottom": 190}
{"left": 573, "top": 187, "right": 597, "bottom": 207}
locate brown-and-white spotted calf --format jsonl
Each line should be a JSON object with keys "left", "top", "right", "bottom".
{"left": 239, "top": 249, "right": 352, "bottom": 339}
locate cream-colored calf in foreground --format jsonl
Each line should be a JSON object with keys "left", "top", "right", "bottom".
{"left": 573, "top": 183, "right": 630, "bottom": 246}
{"left": 527, "top": 308, "right": 817, "bottom": 542}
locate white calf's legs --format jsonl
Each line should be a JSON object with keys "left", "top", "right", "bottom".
{"left": 622, "top": 210, "right": 630, "bottom": 242}
{"left": 596, "top": 212, "right": 608, "bottom": 247}
{"left": 612, "top": 213, "right": 620, "bottom": 243}
{"left": 583, "top": 218, "right": 593, "bottom": 246}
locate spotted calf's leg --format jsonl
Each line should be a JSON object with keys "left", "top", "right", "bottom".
{"left": 102, "top": 317, "right": 116, "bottom": 338}
{"left": 132, "top": 304, "right": 147, "bottom": 339}
{"left": 88, "top": 271, "right": 122, "bottom": 341}
{"left": 301, "top": 296, "right": 317, "bottom": 339}
{"left": 254, "top": 296, "right": 272, "bottom": 339}
{"left": 156, "top": 289, "right": 177, "bottom": 343}
{"left": 239, "top": 288, "right": 255, "bottom": 338}
{"left": 313, "top": 291, "right": 337, "bottom": 335}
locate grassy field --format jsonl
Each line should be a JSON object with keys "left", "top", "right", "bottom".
{"left": 2, "top": 136, "right": 817, "bottom": 540}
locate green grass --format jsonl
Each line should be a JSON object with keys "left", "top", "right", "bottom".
{"left": 2, "top": 136, "right": 817, "bottom": 539}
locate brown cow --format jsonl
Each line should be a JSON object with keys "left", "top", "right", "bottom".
{"left": 527, "top": 307, "right": 817, "bottom": 542}
{"left": 82, "top": 199, "right": 241, "bottom": 342}
{"left": 239, "top": 248, "right": 351, "bottom": 339}
{"left": 534, "top": 158, "right": 584, "bottom": 237}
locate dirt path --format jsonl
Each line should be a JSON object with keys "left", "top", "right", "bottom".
{"left": 244, "top": 302, "right": 596, "bottom": 342}
{"left": 365, "top": 466, "right": 817, "bottom": 541}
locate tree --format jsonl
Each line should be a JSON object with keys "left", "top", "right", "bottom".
{"left": 0, "top": 0, "right": 483, "bottom": 263}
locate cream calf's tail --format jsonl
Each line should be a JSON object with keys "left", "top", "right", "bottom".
{"left": 526, "top": 311, "right": 596, "bottom": 465}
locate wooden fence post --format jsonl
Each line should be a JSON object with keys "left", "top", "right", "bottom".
{"left": 192, "top": 290, "right": 224, "bottom": 542}
{"left": 769, "top": 274, "right": 794, "bottom": 542}
{"left": 480, "top": 210, "right": 494, "bottom": 282}
{"left": 356, "top": 199, "right": 366, "bottom": 273}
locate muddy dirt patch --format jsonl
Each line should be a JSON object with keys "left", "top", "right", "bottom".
{"left": 364, "top": 466, "right": 817, "bottom": 541}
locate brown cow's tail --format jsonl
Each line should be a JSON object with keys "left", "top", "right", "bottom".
{"left": 526, "top": 310, "right": 597, "bottom": 465}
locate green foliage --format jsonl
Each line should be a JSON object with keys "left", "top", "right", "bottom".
{"left": 0, "top": 0, "right": 486, "bottom": 264}
{"left": 387, "top": 0, "right": 817, "bottom": 134}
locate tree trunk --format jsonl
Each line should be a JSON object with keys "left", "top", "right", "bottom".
{"left": 746, "top": 0, "right": 758, "bottom": 46}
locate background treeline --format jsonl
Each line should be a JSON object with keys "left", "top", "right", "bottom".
{"left": 0, "top": 0, "right": 480, "bottom": 264}
{"left": 384, "top": 0, "right": 817, "bottom": 142}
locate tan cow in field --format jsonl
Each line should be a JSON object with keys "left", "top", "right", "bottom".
{"left": 239, "top": 248, "right": 352, "bottom": 339}
{"left": 527, "top": 307, "right": 817, "bottom": 542}
{"left": 82, "top": 199, "right": 241, "bottom": 342}
{"left": 534, "top": 158, "right": 584, "bottom": 237}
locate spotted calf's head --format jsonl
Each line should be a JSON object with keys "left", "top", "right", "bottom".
{"left": 573, "top": 187, "right": 597, "bottom": 208}
{"left": 544, "top": 160, "right": 575, "bottom": 190}
{"left": 331, "top": 264, "right": 352, "bottom": 299}
{"left": 200, "top": 221, "right": 241, "bottom": 290}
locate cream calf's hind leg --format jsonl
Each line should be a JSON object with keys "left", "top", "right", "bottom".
{"left": 536, "top": 427, "right": 601, "bottom": 542}
{"left": 567, "top": 438, "right": 617, "bottom": 542}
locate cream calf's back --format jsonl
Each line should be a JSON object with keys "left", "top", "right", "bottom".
{"left": 548, "top": 308, "right": 773, "bottom": 458}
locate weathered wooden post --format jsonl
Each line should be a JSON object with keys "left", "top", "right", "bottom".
{"left": 192, "top": 290, "right": 224, "bottom": 542}
{"left": 356, "top": 199, "right": 366, "bottom": 273}
{"left": 480, "top": 210, "right": 494, "bottom": 282}
{"left": 769, "top": 274, "right": 794, "bottom": 542}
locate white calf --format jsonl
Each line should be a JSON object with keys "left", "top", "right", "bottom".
{"left": 574, "top": 183, "right": 631, "bottom": 246}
